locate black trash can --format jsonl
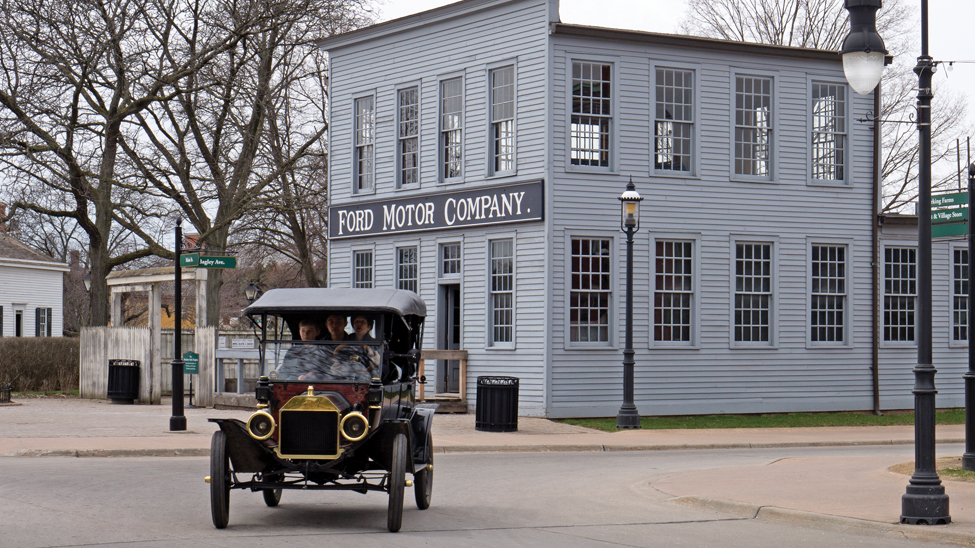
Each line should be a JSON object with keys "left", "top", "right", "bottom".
{"left": 475, "top": 376, "right": 519, "bottom": 432}
{"left": 107, "top": 359, "right": 140, "bottom": 404}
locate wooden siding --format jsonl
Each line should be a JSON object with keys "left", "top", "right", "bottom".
{"left": 547, "top": 33, "right": 880, "bottom": 417}
{"left": 0, "top": 264, "right": 65, "bottom": 337}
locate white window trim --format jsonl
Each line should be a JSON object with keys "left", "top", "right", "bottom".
{"left": 437, "top": 238, "right": 463, "bottom": 280}
{"left": 564, "top": 54, "right": 620, "bottom": 174}
{"left": 395, "top": 83, "right": 422, "bottom": 190}
{"left": 394, "top": 240, "right": 421, "bottom": 294}
{"left": 485, "top": 231, "right": 517, "bottom": 350}
{"left": 352, "top": 92, "right": 377, "bottom": 195}
{"left": 807, "top": 77, "right": 851, "bottom": 187}
{"left": 650, "top": 61, "right": 701, "bottom": 179}
{"left": 485, "top": 60, "right": 518, "bottom": 179}
{"left": 806, "top": 238, "right": 854, "bottom": 349}
{"left": 351, "top": 245, "right": 376, "bottom": 288}
{"left": 438, "top": 73, "right": 466, "bottom": 185}
{"left": 564, "top": 231, "right": 618, "bottom": 350}
{"left": 880, "top": 241, "right": 918, "bottom": 348}
{"left": 729, "top": 70, "right": 779, "bottom": 184}
{"left": 649, "top": 233, "right": 701, "bottom": 349}
{"left": 949, "top": 241, "right": 969, "bottom": 348}
{"left": 729, "top": 234, "right": 780, "bottom": 349}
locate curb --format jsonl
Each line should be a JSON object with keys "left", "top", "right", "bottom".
{"left": 1, "top": 437, "right": 967, "bottom": 458}
{"left": 671, "top": 496, "right": 975, "bottom": 547}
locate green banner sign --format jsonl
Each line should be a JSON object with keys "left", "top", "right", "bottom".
{"left": 932, "top": 192, "right": 969, "bottom": 209}
{"left": 932, "top": 222, "right": 968, "bottom": 238}
{"left": 932, "top": 208, "right": 969, "bottom": 223}
{"left": 178, "top": 253, "right": 236, "bottom": 269}
{"left": 182, "top": 352, "right": 199, "bottom": 374}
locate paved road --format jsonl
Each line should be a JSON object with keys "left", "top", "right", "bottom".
{"left": 1, "top": 447, "right": 960, "bottom": 548}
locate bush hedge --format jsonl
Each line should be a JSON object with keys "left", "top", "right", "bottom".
{"left": 0, "top": 337, "right": 80, "bottom": 392}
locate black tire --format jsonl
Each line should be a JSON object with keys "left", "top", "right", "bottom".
{"left": 210, "top": 430, "right": 231, "bottom": 529}
{"left": 413, "top": 431, "right": 433, "bottom": 510}
{"left": 387, "top": 433, "right": 407, "bottom": 533}
{"left": 262, "top": 488, "right": 282, "bottom": 507}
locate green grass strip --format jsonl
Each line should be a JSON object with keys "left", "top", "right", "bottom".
{"left": 558, "top": 409, "right": 966, "bottom": 432}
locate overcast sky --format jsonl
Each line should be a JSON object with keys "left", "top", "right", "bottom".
{"left": 375, "top": 0, "right": 975, "bottom": 164}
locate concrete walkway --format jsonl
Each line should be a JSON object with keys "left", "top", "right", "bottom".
{"left": 4, "top": 395, "right": 975, "bottom": 545}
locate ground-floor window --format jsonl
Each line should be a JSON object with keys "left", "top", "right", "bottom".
{"left": 954, "top": 246, "right": 969, "bottom": 342}
{"left": 654, "top": 240, "right": 693, "bottom": 344}
{"left": 810, "top": 244, "right": 847, "bottom": 344}
{"left": 569, "top": 237, "right": 611, "bottom": 344}
{"left": 884, "top": 246, "right": 916, "bottom": 342}
{"left": 354, "top": 250, "right": 374, "bottom": 288}
{"left": 489, "top": 238, "right": 514, "bottom": 345}
{"left": 734, "top": 241, "right": 773, "bottom": 344}
{"left": 397, "top": 246, "right": 418, "bottom": 293}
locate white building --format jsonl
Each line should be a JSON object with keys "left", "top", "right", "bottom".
{"left": 0, "top": 233, "right": 68, "bottom": 337}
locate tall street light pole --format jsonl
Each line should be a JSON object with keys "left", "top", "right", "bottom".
{"left": 841, "top": 0, "right": 949, "bottom": 525}
{"left": 616, "top": 177, "right": 643, "bottom": 429}
{"left": 170, "top": 218, "right": 186, "bottom": 432}
{"left": 964, "top": 162, "right": 975, "bottom": 471}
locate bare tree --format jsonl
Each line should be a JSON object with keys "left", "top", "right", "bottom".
{"left": 0, "top": 0, "right": 268, "bottom": 325}
{"left": 680, "top": 0, "right": 971, "bottom": 212}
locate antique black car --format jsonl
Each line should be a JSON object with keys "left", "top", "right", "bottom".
{"left": 207, "top": 288, "right": 435, "bottom": 532}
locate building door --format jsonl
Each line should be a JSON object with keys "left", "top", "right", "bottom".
{"left": 14, "top": 310, "right": 22, "bottom": 337}
{"left": 438, "top": 284, "right": 461, "bottom": 394}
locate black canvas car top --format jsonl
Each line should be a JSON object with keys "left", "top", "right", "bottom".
{"left": 244, "top": 288, "right": 426, "bottom": 318}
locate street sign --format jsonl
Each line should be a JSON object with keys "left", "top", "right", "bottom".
{"left": 932, "top": 222, "right": 968, "bottom": 238}
{"left": 932, "top": 208, "right": 968, "bottom": 223}
{"left": 182, "top": 352, "right": 199, "bottom": 374}
{"left": 932, "top": 192, "right": 968, "bottom": 208}
{"left": 178, "top": 253, "right": 237, "bottom": 269}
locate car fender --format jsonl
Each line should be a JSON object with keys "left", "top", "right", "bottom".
{"left": 409, "top": 405, "right": 437, "bottom": 465}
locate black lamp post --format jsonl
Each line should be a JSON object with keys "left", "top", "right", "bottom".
{"left": 616, "top": 177, "right": 643, "bottom": 429}
{"left": 244, "top": 282, "right": 261, "bottom": 303}
{"left": 964, "top": 162, "right": 975, "bottom": 471}
{"left": 170, "top": 218, "right": 186, "bottom": 432}
{"left": 841, "top": 0, "right": 949, "bottom": 525}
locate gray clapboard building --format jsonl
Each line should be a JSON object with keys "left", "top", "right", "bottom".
{"left": 318, "top": 0, "right": 968, "bottom": 417}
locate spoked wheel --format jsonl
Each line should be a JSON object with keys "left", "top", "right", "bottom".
{"left": 413, "top": 431, "right": 433, "bottom": 510}
{"left": 210, "top": 430, "right": 231, "bottom": 529}
{"left": 262, "top": 488, "right": 282, "bottom": 507}
{"left": 387, "top": 432, "right": 407, "bottom": 533}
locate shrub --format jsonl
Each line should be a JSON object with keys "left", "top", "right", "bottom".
{"left": 0, "top": 338, "right": 80, "bottom": 392}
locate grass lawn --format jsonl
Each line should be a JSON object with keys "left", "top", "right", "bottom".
{"left": 558, "top": 409, "right": 966, "bottom": 432}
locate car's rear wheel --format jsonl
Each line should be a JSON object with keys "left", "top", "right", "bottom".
{"left": 210, "top": 430, "right": 231, "bottom": 529}
{"left": 262, "top": 488, "right": 282, "bottom": 507}
{"left": 413, "top": 431, "right": 433, "bottom": 510}
{"left": 387, "top": 432, "right": 407, "bottom": 532}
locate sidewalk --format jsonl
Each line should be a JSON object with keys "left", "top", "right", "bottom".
{"left": 4, "top": 396, "right": 975, "bottom": 545}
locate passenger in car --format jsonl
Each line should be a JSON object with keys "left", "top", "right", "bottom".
{"left": 277, "top": 318, "right": 328, "bottom": 380}
{"left": 351, "top": 315, "right": 376, "bottom": 341}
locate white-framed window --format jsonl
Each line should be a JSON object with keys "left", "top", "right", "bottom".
{"left": 353, "top": 250, "right": 374, "bottom": 288}
{"left": 489, "top": 65, "right": 515, "bottom": 176}
{"left": 733, "top": 240, "right": 774, "bottom": 345}
{"left": 440, "top": 77, "right": 464, "bottom": 181}
{"left": 570, "top": 61, "right": 612, "bottom": 168}
{"left": 354, "top": 96, "right": 375, "bottom": 192}
{"left": 653, "top": 239, "right": 694, "bottom": 345}
{"left": 396, "top": 246, "right": 418, "bottom": 293}
{"left": 884, "top": 246, "right": 916, "bottom": 343}
{"left": 489, "top": 238, "right": 514, "bottom": 346}
{"left": 569, "top": 237, "right": 612, "bottom": 344}
{"left": 654, "top": 68, "right": 694, "bottom": 173}
{"left": 734, "top": 75, "right": 773, "bottom": 179}
{"left": 811, "top": 82, "right": 847, "bottom": 182}
{"left": 440, "top": 242, "right": 461, "bottom": 278}
{"left": 398, "top": 87, "right": 419, "bottom": 188}
{"left": 810, "top": 244, "right": 848, "bottom": 344}
{"left": 953, "top": 245, "right": 969, "bottom": 343}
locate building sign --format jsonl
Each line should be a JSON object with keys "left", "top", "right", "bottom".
{"left": 328, "top": 180, "right": 544, "bottom": 239}
{"left": 931, "top": 191, "right": 968, "bottom": 238}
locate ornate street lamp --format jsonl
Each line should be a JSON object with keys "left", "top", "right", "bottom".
{"left": 842, "top": 0, "right": 949, "bottom": 525}
{"left": 244, "top": 282, "right": 261, "bottom": 303}
{"left": 616, "top": 177, "right": 643, "bottom": 429}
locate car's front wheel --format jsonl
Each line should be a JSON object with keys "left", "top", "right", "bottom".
{"left": 387, "top": 432, "right": 407, "bottom": 532}
{"left": 210, "top": 430, "right": 231, "bottom": 529}
{"left": 414, "top": 430, "right": 433, "bottom": 510}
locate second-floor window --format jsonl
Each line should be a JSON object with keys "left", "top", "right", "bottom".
{"left": 811, "top": 82, "right": 847, "bottom": 182}
{"left": 954, "top": 247, "right": 969, "bottom": 342}
{"left": 490, "top": 66, "right": 515, "bottom": 175}
{"left": 734, "top": 75, "right": 773, "bottom": 178}
{"left": 398, "top": 88, "right": 419, "bottom": 187}
{"left": 571, "top": 61, "right": 611, "bottom": 168}
{"left": 354, "top": 97, "right": 374, "bottom": 192}
{"left": 354, "top": 250, "right": 374, "bottom": 288}
{"left": 440, "top": 78, "right": 463, "bottom": 180}
{"left": 884, "top": 247, "right": 916, "bottom": 342}
{"left": 654, "top": 68, "right": 693, "bottom": 173}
